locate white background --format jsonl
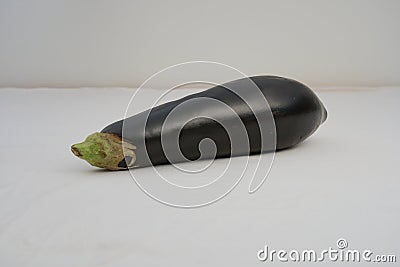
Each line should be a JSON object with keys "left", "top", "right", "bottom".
{"left": 0, "top": 1, "right": 399, "bottom": 266}
{"left": 1, "top": 87, "right": 399, "bottom": 266}
{"left": 1, "top": 0, "right": 400, "bottom": 88}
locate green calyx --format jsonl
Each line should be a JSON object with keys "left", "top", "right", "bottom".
{"left": 71, "top": 132, "right": 136, "bottom": 170}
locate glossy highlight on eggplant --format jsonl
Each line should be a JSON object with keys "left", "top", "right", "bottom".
{"left": 71, "top": 76, "right": 327, "bottom": 170}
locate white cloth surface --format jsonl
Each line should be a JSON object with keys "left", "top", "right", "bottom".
{"left": 0, "top": 87, "right": 399, "bottom": 266}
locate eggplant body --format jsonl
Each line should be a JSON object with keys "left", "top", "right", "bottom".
{"left": 101, "top": 76, "right": 327, "bottom": 168}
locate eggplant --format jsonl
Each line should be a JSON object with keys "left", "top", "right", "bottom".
{"left": 71, "top": 76, "right": 327, "bottom": 170}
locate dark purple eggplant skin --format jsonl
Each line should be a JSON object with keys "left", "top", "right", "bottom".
{"left": 102, "top": 76, "right": 327, "bottom": 168}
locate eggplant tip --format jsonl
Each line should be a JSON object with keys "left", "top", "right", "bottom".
{"left": 71, "top": 145, "right": 81, "bottom": 157}
{"left": 71, "top": 132, "right": 136, "bottom": 171}
{"left": 322, "top": 106, "right": 328, "bottom": 123}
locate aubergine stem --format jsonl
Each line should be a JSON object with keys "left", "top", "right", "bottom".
{"left": 71, "top": 132, "right": 136, "bottom": 170}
